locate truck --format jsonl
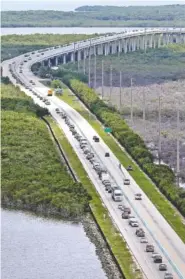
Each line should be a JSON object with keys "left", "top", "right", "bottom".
{"left": 112, "top": 186, "right": 123, "bottom": 202}
{"left": 100, "top": 172, "right": 110, "bottom": 182}
{"left": 47, "top": 89, "right": 53, "bottom": 96}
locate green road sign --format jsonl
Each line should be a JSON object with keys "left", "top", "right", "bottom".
{"left": 104, "top": 127, "right": 112, "bottom": 133}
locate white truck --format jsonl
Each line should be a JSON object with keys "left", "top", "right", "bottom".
{"left": 100, "top": 172, "right": 110, "bottom": 182}
{"left": 112, "top": 187, "right": 123, "bottom": 202}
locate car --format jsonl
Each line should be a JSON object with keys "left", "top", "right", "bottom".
{"left": 159, "top": 264, "right": 167, "bottom": 271}
{"left": 32, "top": 82, "right": 36, "bottom": 85}
{"left": 86, "top": 153, "right": 94, "bottom": 160}
{"left": 105, "top": 152, "right": 110, "bottom": 157}
{"left": 55, "top": 108, "right": 60, "bottom": 113}
{"left": 69, "top": 124, "right": 75, "bottom": 129}
{"left": 28, "top": 57, "right": 32, "bottom": 60}
{"left": 74, "top": 133, "right": 80, "bottom": 139}
{"left": 72, "top": 130, "right": 77, "bottom": 135}
{"left": 93, "top": 135, "right": 100, "bottom": 142}
{"left": 41, "top": 53, "right": 44, "bottom": 55}
{"left": 124, "top": 179, "right": 130, "bottom": 185}
{"left": 151, "top": 252, "right": 159, "bottom": 258}
{"left": 83, "top": 148, "right": 90, "bottom": 155}
{"left": 19, "top": 70, "right": 22, "bottom": 73}
{"left": 140, "top": 238, "right": 148, "bottom": 244}
{"left": 135, "top": 193, "right": 142, "bottom": 200}
{"left": 123, "top": 207, "right": 131, "bottom": 214}
{"left": 118, "top": 204, "right": 124, "bottom": 210}
{"left": 136, "top": 228, "right": 145, "bottom": 237}
{"left": 24, "top": 60, "right": 27, "bottom": 62}
{"left": 45, "top": 101, "right": 50, "bottom": 105}
{"left": 154, "top": 255, "right": 162, "bottom": 263}
{"left": 122, "top": 212, "right": 129, "bottom": 219}
{"left": 146, "top": 244, "right": 154, "bottom": 252}
{"left": 70, "top": 126, "right": 75, "bottom": 131}
{"left": 130, "top": 221, "right": 139, "bottom": 227}
{"left": 103, "top": 181, "right": 111, "bottom": 187}
{"left": 164, "top": 272, "right": 173, "bottom": 279}
{"left": 107, "top": 187, "right": 112, "bottom": 193}
{"left": 127, "top": 165, "right": 133, "bottom": 171}
{"left": 89, "top": 158, "right": 96, "bottom": 164}
{"left": 31, "top": 52, "right": 35, "bottom": 54}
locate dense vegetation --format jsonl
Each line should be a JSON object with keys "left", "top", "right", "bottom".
{"left": 2, "top": 5, "right": 185, "bottom": 27}
{"left": 62, "top": 44, "right": 185, "bottom": 87}
{"left": 61, "top": 79, "right": 185, "bottom": 217}
{"left": 1, "top": 84, "right": 90, "bottom": 218}
{"left": 1, "top": 34, "right": 95, "bottom": 61}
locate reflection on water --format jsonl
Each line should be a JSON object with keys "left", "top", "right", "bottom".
{"left": 1, "top": 209, "right": 107, "bottom": 279}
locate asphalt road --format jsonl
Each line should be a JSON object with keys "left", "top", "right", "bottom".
{"left": 2, "top": 29, "right": 185, "bottom": 279}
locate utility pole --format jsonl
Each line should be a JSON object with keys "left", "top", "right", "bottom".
{"left": 176, "top": 101, "right": 180, "bottom": 186}
{"left": 119, "top": 71, "right": 122, "bottom": 110}
{"left": 88, "top": 39, "right": 91, "bottom": 87}
{"left": 130, "top": 77, "right": 133, "bottom": 124}
{"left": 73, "top": 42, "right": 76, "bottom": 64}
{"left": 143, "top": 90, "right": 146, "bottom": 133}
{"left": 83, "top": 50, "right": 86, "bottom": 75}
{"left": 109, "top": 65, "right": 112, "bottom": 102}
{"left": 94, "top": 46, "right": 96, "bottom": 89}
{"left": 101, "top": 60, "right": 104, "bottom": 100}
{"left": 158, "top": 90, "right": 162, "bottom": 164}
{"left": 77, "top": 45, "right": 80, "bottom": 72}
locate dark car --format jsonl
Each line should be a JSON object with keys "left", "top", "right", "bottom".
{"left": 105, "top": 152, "right": 110, "bottom": 157}
{"left": 93, "top": 135, "right": 100, "bottom": 142}
{"left": 154, "top": 255, "right": 162, "bottom": 263}
{"left": 127, "top": 165, "right": 133, "bottom": 171}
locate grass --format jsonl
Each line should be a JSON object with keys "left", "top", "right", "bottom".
{"left": 58, "top": 87, "right": 185, "bottom": 243}
{"left": 1, "top": 84, "right": 90, "bottom": 218}
{"left": 47, "top": 115, "right": 142, "bottom": 279}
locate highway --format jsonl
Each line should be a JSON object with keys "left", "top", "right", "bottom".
{"left": 2, "top": 29, "right": 185, "bottom": 279}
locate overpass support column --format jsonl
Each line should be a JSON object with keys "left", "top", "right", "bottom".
{"left": 123, "top": 40, "right": 127, "bottom": 54}
{"left": 41, "top": 61, "right": 45, "bottom": 67}
{"left": 118, "top": 40, "right": 122, "bottom": 54}
{"left": 55, "top": 56, "right": 58, "bottom": 66}
{"left": 48, "top": 59, "right": 52, "bottom": 68}
{"left": 149, "top": 35, "right": 153, "bottom": 48}
{"left": 70, "top": 52, "right": 74, "bottom": 62}
{"left": 132, "top": 38, "right": 136, "bottom": 51}
{"left": 63, "top": 54, "right": 66, "bottom": 64}
{"left": 77, "top": 50, "right": 81, "bottom": 62}
{"left": 158, "top": 35, "right": 162, "bottom": 48}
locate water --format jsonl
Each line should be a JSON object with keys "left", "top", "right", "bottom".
{"left": 1, "top": 27, "right": 143, "bottom": 35}
{"left": 1, "top": 209, "right": 107, "bottom": 279}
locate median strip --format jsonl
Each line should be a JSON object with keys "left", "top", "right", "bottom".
{"left": 46, "top": 116, "right": 143, "bottom": 279}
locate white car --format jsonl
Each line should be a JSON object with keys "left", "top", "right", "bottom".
{"left": 164, "top": 272, "right": 173, "bottom": 279}
{"left": 130, "top": 221, "right": 139, "bottom": 227}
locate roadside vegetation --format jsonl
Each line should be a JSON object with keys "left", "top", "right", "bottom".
{"left": 53, "top": 79, "right": 185, "bottom": 242}
{"left": 2, "top": 5, "right": 185, "bottom": 27}
{"left": 1, "top": 84, "right": 91, "bottom": 218}
{"left": 1, "top": 34, "right": 96, "bottom": 61}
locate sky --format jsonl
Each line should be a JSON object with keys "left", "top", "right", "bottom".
{"left": 1, "top": 0, "right": 185, "bottom": 11}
